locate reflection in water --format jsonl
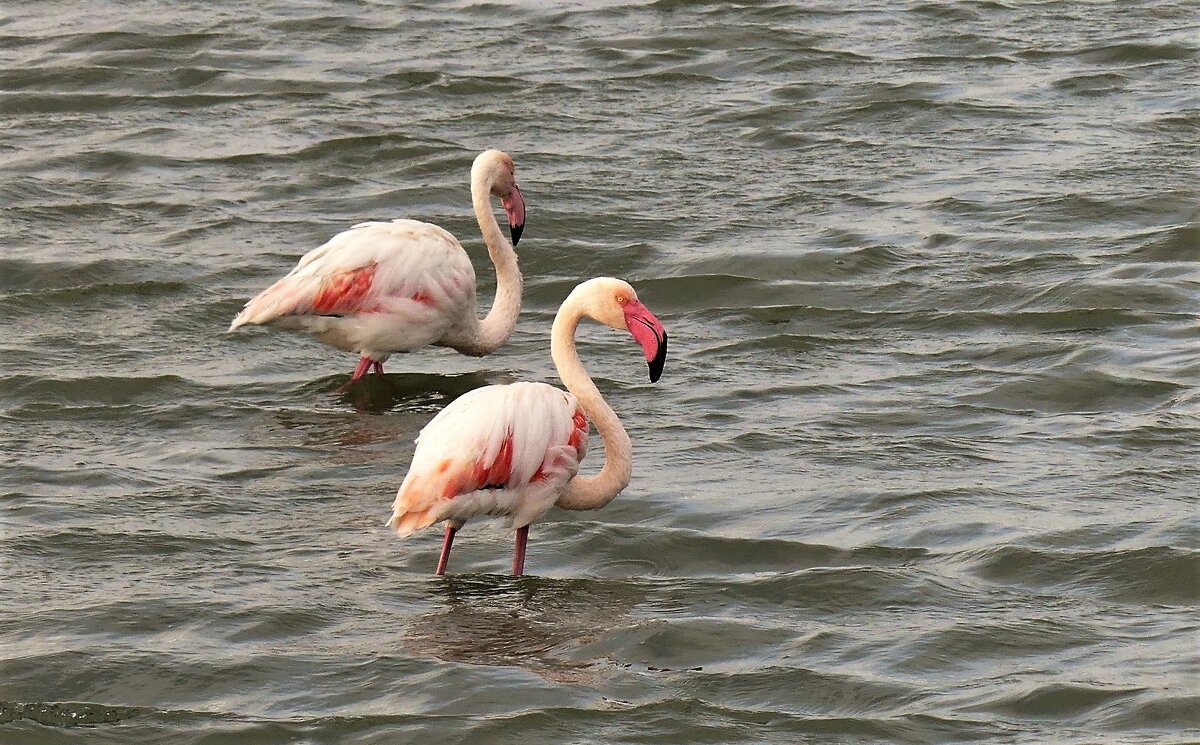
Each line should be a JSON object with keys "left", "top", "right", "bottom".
{"left": 267, "top": 372, "right": 500, "bottom": 448}
{"left": 321, "top": 371, "right": 499, "bottom": 414}
{"left": 403, "top": 574, "right": 642, "bottom": 684}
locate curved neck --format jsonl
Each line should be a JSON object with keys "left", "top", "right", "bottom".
{"left": 456, "top": 172, "right": 521, "bottom": 355}
{"left": 552, "top": 301, "right": 633, "bottom": 511}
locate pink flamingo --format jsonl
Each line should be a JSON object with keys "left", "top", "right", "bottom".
{"left": 228, "top": 149, "right": 527, "bottom": 383}
{"left": 387, "top": 277, "right": 669, "bottom": 576}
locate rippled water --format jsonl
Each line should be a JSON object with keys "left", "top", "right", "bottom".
{"left": 3, "top": 1, "right": 1198, "bottom": 743}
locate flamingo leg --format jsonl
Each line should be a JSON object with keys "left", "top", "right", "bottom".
{"left": 336, "top": 356, "right": 375, "bottom": 393}
{"left": 371, "top": 361, "right": 385, "bottom": 376}
{"left": 435, "top": 524, "right": 457, "bottom": 576}
{"left": 512, "top": 525, "right": 529, "bottom": 576}
{"left": 351, "top": 357, "right": 373, "bottom": 381}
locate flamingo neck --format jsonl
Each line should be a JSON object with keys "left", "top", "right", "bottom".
{"left": 454, "top": 170, "right": 521, "bottom": 356}
{"left": 552, "top": 300, "right": 633, "bottom": 511}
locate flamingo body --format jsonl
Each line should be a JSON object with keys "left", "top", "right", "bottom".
{"left": 388, "top": 382, "right": 589, "bottom": 535}
{"left": 229, "top": 219, "right": 476, "bottom": 362}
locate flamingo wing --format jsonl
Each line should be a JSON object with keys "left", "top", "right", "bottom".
{"left": 388, "top": 382, "right": 590, "bottom": 536}
{"left": 229, "top": 219, "right": 475, "bottom": 329}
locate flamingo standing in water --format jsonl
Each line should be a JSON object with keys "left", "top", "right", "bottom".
{"left": 387, "top": 277, "right": 669, "bottom": 576}
{"left": 228, "top": 149, "right": 527, "bottom": 383}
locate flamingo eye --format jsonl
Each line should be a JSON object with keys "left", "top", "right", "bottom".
{"left": 616, "top": 294, "right": 628, "bottom": 305}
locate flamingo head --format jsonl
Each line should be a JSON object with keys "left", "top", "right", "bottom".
{"left": 475, "top": 149, "right": 526, "bottom": 246}
{"left": 577, "top": 277, "right": 669, "bottom": 383}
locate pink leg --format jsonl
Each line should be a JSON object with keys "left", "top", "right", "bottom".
{"left": 336, "top": 357, "right": 375, "bottom": 393}
{"left": 512, "top": 525, "right": 529, "bottom": 576}
{"left": 435, "top": 524, "right": 457, "bottom": 576}
{"left": 351, "top": 357, "right": 373, "bottom": 381}
{"left": 372, "top": 361, "right": 385, "bottom": 375}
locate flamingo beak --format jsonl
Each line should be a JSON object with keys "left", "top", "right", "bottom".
{"left": 623, "top": 301, "right": 668, "bottom": 383}
{"left": 502, "top": 183, "right": 526, "bottom": 246}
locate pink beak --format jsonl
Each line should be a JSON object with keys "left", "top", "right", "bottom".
{"left": 501, "top": 183, "right": 526, "bottom": 246}
{"left": 623, "top": 300, "right": 668, "bottom": 382}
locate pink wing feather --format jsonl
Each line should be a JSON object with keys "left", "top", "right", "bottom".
{"left": 388, "top": 382, "right": 589, "bottom": 535}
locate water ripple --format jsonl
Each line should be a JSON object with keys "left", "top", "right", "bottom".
{"left": 2, "top": 0, "right": 1197, "bottom": 742}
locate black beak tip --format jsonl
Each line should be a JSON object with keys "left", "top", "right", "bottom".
{"left": 509, "top": 222, "right": 524, "bottom": 247}
{"left": 647, "top": 331, "right": 668, "bottom": 383}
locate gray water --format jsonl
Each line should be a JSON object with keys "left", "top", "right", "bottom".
{"left": 2, "top": 1, "right": 1199, "bottom": 743}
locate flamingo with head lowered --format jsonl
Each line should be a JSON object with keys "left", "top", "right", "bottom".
{"left": 387, "top": 277, "right": 669, "bottom": 576}
{"left": 229, "top": 149, "right": 526, "bottom": 383}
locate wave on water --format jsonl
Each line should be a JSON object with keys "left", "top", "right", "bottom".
{"left": 2, "top": 1, "right": 1197, "bottom": 743}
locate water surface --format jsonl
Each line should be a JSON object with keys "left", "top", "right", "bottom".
{"left": 2, "top": 1, "right": 1198, "bottom": 743}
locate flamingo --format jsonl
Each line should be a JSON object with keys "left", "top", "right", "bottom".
{"left": 228, "top": 149, "right": 527, "bottom": 383}
{"left": 387, "top": 277, "right": 669, "bottom": 576}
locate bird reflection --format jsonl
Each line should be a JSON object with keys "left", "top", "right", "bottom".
{"left": 324, "top": 371, "right": 499, "bottom": 414}
{"left": 267, "top": 372, "right": 500, "bottom": 449}
{"left": 402, "top": 574, "right": 642, "bottom": 684}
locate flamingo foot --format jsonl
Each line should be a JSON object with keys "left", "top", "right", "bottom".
{"left": 435, "top": 524, "right": 457, "bottom": 576}
{"left": 512, "top": 525, "right": 529, "bottom": 576}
